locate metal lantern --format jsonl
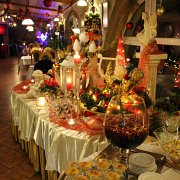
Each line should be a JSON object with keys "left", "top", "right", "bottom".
{"left": 59, "top": 55, "right": 76, "bottom": 92}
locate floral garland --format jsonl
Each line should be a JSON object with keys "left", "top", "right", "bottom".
{"left": 80, "top": 86, "right": 117, "bottom": 113}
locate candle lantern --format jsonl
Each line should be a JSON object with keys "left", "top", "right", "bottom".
{"left": 59, "top": 55, "right": 76, "bottom": 92}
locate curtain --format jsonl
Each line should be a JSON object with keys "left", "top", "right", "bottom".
{"left": 102, "top": 0, "right": 138, "bottom": 57}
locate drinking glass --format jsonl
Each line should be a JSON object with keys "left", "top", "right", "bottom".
{"left": 104, "top": 94, "right": 149, "bottom": 164}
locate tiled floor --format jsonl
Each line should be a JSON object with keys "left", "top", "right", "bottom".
{"left": 0, "top": 57, "right": 42, "bottom": 179}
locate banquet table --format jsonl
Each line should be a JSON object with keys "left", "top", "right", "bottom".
{"left": 10, "top": 82, "right": 108, "bottom": 179}
{"left": 20, "top": 55, "right": 33, "bottom": 65}
{"left": 10, "top": 81, "right": 180, "bottom": 180}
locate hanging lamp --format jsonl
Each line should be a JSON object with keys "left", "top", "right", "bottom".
{"left": 77, "top": 0, "right": 87, "bottom": 6}
{"left": 21, "top": 0, "right": 34, "bottom": 25}
{"left": 22, "top": 18, "right": 34, "bottom": 25}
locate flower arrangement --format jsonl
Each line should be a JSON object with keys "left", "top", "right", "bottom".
{"left": 39, "top": 78, "right": 63, "bottom": 95}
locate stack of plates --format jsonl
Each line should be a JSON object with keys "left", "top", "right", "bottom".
{"left": 138, "top": 172, "right": 167, "bottom": 180}
{"left": 129, "top": 153, "right": 157, "bottom": 175}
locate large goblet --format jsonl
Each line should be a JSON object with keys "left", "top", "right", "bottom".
{"left": 104, "top": 94, "right": 149, "bottom": 164}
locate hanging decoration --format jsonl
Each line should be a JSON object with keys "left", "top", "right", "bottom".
{"left": 174, "top": 64, "right": 180, "bottom": 88}
{"left": 17, "top": 8, "right": 24, "bottom": 19}
{"left": 157, "top": 0, "right": 165, "bottom": 16}
{"left": 84, "top": 12, "right": 101, "bottom": 34}
{"left": 116, "top": 34, "right": 126, "bottom": 65}
{"left": 126, "top": 22, "right": 133, "bottom": 30}
{"left": 0, "top": 0, "right": 11, "bottom": 17}
{"left": 43, "top": 0, "right": 52, "bottom": 7}
{"left": 45, "top": 12, "right": 49, "bottom": 18}
{"left": 58, "top": 5, "right": 63, "bottom": 14}
{"left": 38, "top": 19, "right": 43, "bottom": 26}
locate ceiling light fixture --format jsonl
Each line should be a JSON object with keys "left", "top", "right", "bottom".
{"left": 26, "top": 25, "right": 33, "bottom": 30}
{"left": 22, "top": 18, "right": 34, "bottom": 25}
{"left": 28, "top": 26, "right": 34, "bottom": 31}
{"left": 54, "top": 17, "right": 60, "bottom": 22}
{"left": 77, "top": 0, "right": 87, "bottom": 7}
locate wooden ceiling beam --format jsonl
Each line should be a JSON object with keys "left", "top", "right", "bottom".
{"left": 0, "top": 2, "right": 58, "bottom": 12}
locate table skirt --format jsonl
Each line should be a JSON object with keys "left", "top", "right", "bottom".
{"left": 12, "top": 122, "right": 59, "bottom": 180}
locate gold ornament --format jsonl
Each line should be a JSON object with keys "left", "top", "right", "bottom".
{"left": 157, "top": 0, "right": 165, "bottom": 16}
{"left": 157, "top": 6, "right": 165, "bottom": 16}
{"left": 122, "top": 68, "right": 144, "bottom": 93}
{"left": 91, "top": 107, "right": 98, "bottom": 112}
{"left": 97, "top": 100, "right": 105, "bottom": 107}
{"left": 105, "top": 62, "right": 114, "bottom": 87}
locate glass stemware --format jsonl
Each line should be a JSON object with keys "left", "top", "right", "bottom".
{"left": 104, "top": 94, "right": 149, "bottom": 164}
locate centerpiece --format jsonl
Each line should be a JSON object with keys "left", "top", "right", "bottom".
{"left": 39, "top": 78, "right": 63, "bottom": 95}
{"left": 104, "top": 68, "right": 149, "bottom": 163}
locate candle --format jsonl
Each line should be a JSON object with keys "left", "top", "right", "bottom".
{"left": 67, "top": 78, "right": 72, "bottom": 91}
{"left": 37, "top": 97, "right": 46, "bottom": 107}
{"left": 30, "top": 79, "right": 35, "bottom": 83}
{"left": 22, "top": 85, "right": 28, "bottom": 92}
{"left": 73, "top": 52, "right": 81, "bottom": 64}
{"left": 68, "top": 118, "right": 75, "bottom": 125}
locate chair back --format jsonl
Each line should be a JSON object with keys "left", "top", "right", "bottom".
{"left": 44, "top": 47, "right": 52, "bottom": 52}
{"left": 39, "top": 52, "right": 54, "bottom": 62}
{"left": 44, "top": 47, "right": 57, "bottom": 59}
{"left": 30, "top": 47, "right": 39, "bottom": 54}
{"left": 31, "top": 50, "right": 41, "bottom": 63}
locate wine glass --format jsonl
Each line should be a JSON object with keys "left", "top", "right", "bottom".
{"left": 104, "top": 94, "right": 149, "bottom": 164}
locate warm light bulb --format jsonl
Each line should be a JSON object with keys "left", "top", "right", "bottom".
{"left": 68, "top": 118, "right": 75, "bottom": 125}
{"left": 37, "top": 97, "right": 46, "bottom": 107}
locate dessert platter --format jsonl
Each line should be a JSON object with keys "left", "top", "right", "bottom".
{"left": 59, "top": 144, "right": 168, "bottom": 180}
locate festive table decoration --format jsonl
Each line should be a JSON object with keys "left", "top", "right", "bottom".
{"left": 39, "top": 78, "right": 63, "bottom": 95}
{"left": 59, "top": 55, "right": 76, "bottom": 92}
{"left": 80, "top": 68, "right": 152, "bottom": 115}
{"left": 21, "top": 70, "right": 51, "bottom": 98}
{"left": 84, "top": 12, "right": 101, "bottom": 35}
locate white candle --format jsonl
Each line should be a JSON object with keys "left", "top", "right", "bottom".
{"left": 30, "top": 79, "right": 35, "bottom": 83}
{"left": 68, "top": 118, "right": 75, "bottom": 125}
{"left": 73, "top": 52, "right": 81, "bottom": 64}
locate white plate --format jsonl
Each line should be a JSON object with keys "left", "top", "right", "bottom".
{"left": 129, "top": 164, "right": 157, "bottom": 175}
{"left": 138, "top": 172, "right": 167, "bottom": 180}
{"left": 129, "top": 153, "right": 155, "bottom": 167}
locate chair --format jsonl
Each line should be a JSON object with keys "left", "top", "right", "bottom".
{"left": 44, "top": 47, "right": 52, "bottom": 52}
{"left": 39, "top": 52, "right": 53, "bottom": 62}
{"left": 31, "top": 50, "right": 41, "bottom": 64}
{"left": 44, "top": 47, "right": 57, "bottom": 59}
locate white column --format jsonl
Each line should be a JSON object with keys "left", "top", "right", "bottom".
{"left": 136, "top": 53, "right": 167, "bottom": 102}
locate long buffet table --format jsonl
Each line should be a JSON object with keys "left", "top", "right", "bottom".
{"left": 10, "top": 85, "right": 108, "bottom": 179}
{"left": 10, "top": 82, "right": 180, "bottom": 180}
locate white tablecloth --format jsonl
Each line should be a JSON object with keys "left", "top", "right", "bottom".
{"left": 20, "top": 56, "right": 32, "bottom": 65}
{"left": 10, "top": 91, "right": 108, "bottom": 173}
